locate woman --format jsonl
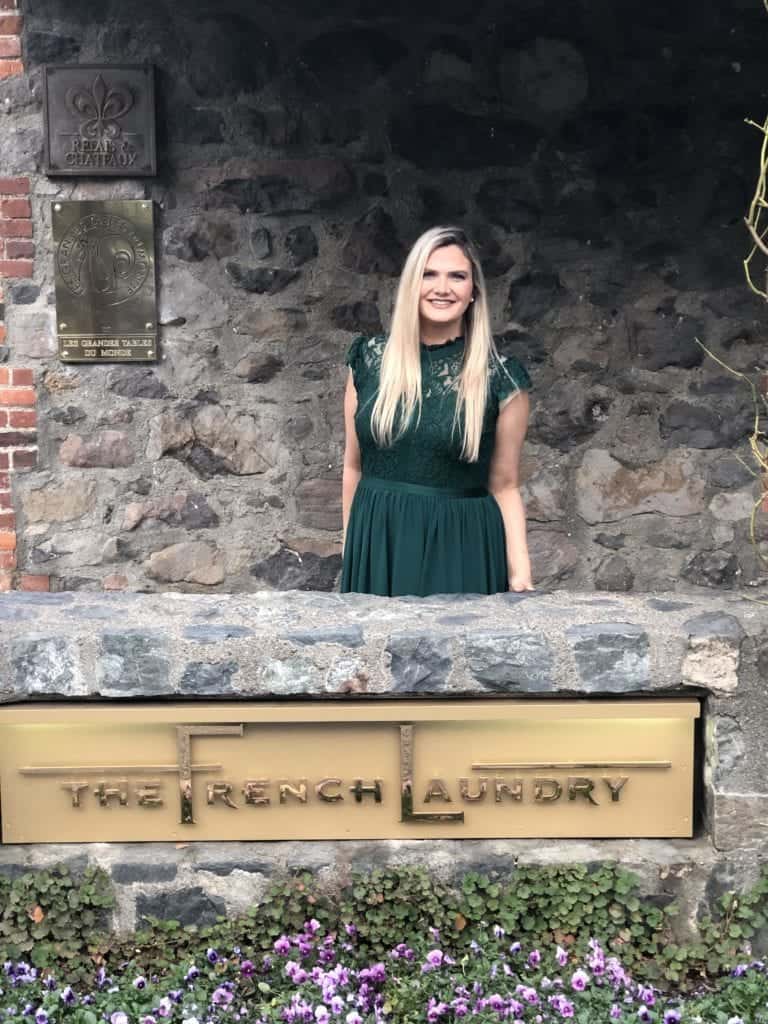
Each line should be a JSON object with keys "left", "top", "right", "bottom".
{"left": 341, "top": 225, "right": 533, "bottom": 597}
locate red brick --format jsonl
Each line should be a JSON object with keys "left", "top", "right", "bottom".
{"left": 0, "top": 572, "right": 11, "bottom": 592}
{"left": 0, "top": 368, "right": 7, "bottom": 385}
{"left": 11, "top": 368, "right": 32, "bottom": 386}
{"left": 0, "top": 219, "right": 33, "bottom": 238}
{"left": 0, "top": 471, "right": 8, "bottom": 487}
{"left": 0, "top": 452, "right": 8, "bottom": 469}
{"left": 0, "top": 530, "right": 16, "bottom": 550}
{"left": 0, "top": 387, "right": 35, "bottom": 405}
{"left": 0, "top": 491, "right": 10, "bottom": 509}
{"left": 0, "top": 37, "right": 21, "bottom": 58}
{"left": 0, "top": 15, "right": 21, "bottom": 33}
{"left": 0, "top": 60, "right": 24, "bottom": 79}
{"left": 0, "top": 429, "right": 36, "bottom": 446}
{"left": 0, "top": 550, "right": 16, "bottom": 570}
{"left": 1, "top": 198, "right": 30, "bottom": 218}
{"left": 0, "top": 0, "right": 19, "bottom": 10}
{"left": 9, "top": 409, "right": 35, "bottom": 428}
{"left": 0, "top": 410, "right": 6, "bottom": 427}
{"left": 0, "top": 259, "right": 32, "bottom": 277}
{"left": 20, "top": 574, "right": 49, "bottom": 592}
{"left": 0, "top": 511, "right": 14, "bottom": 530}
{"left": 0, "top": 177, "right": 27, "bottom": 194}
{"left": 0, "top": 326, "right": 6, "bottom": 344}
{"left": 6, "top": 239, "right": 33, "bottom": 258}
{"left": 12, "top": 448, "right": 36, "bottom": 470}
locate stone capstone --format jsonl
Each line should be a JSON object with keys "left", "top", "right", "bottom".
{"left": 60, "top": 431, "right": 134, "bottom": 469}
{"left": 145, "top": 542, "right": 225, "bottom": 586}
{"left": 10, "top": 635, "right": 80, "bottom": 695}
{"left": 179, "top": 660, "right": 240, "bottom": 695}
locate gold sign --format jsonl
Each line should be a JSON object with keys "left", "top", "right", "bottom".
{"left": 0, "top": 701, "right": 699, "bottom": 843}
{"left": 52, "top": 200, "right": 157, "bottom": 363}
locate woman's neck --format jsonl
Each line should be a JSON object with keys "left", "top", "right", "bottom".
{"left": 420, "top": 319, "right": 463, "bottom": 346}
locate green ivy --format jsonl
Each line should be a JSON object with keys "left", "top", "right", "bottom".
{"left": 4, "top": 863, "right": 768, "bottom": 991}
{"left": 0, "top": 866, "right": 114, "bottom": 979}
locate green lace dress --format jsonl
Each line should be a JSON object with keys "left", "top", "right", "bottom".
{"left": 342, "top": 334, "right": 531, "bottom": 597}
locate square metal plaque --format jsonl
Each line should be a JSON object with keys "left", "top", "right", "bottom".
{"left": 52, "top": 199, "right": 158, "bottom": 363}
{"left": 43, "top": 64, "right": 156, "bottom": 177}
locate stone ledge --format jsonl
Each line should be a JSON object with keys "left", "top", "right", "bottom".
{"left": 0, "top": 589, "right": 763, "bottom": 701}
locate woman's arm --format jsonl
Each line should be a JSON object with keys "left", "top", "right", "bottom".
{"left": 488, "top": 391, "right": 533, "bottom": 591}
{"left": 342, "top": 369, "right": 362, "bottom": 552}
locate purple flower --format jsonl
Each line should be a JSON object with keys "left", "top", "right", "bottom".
{"left": 559, "top": 1000, "right": 575, "bottom": 1019}
{"left": 111, "top": 1013, "right": 129, "bottom": 1024}
{"left": 60, "top": 986, "right": 76, "bottom": 1006}
{"left": 510, "top": 941, "right": 522, "bottom": 954}
{"left": 527, "top": 949, "right": 541, "bottom": 967}
{"left": 345, "top": 1014, "right": 362, "bottom": 1024}
{"left": 156, "top": 997, "right": 173, "bottom": 1018}
{"left": 493, "top": 925, "right": 505, "bottom": 939}
{"left": 34, "top": 1013, "right": 48, "bottom": 1024}
{"left": 422, "top": 950, "right": 444, "bottom": 973}
{"left": 570, "top": 969, "right": 590, "bottom": 992}
{"left": 274, "top": 936, "right": 292, "bottom": 955}
{"left": 610, "top": 1006, "right": 623, "bottom": 1019}
{"left": 240, "top": 960, "right": 255, "bottom": 978}
{"left": 206, "top": 948, "right": 218, "bottom": 964}
{"left": 212, "top": 987, "right": 233, "bottom": 1008}
{"left": 133, "top": 976, "right": 147, "bottom": 990}
{"left": 142, "top": 1017, "right": 157, "bottom": 1024}
{"left": 556, "top": 946, "right": 568, "bottom": 967}
{"left": 185, "top": 966, "right": 199, "bottom": 983}
{"left": 663, "top": 1011, "right": 682, "bottom": 1024}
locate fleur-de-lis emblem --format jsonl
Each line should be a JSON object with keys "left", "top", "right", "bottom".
{"left": 65, "top": 74, "right": 134, "bottom": 141}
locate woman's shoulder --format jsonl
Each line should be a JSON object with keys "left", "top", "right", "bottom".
{"left": 345, "top": 334, "right": 386, "bottom": 390}
{"left": 490, "top": 343, "right": 532, "bottom": 400}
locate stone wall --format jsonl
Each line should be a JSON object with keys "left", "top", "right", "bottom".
{"left": 0, "top": 0, "right": 766, "bottom": 593}
{"left": 0, "top": 589, "right": 765, "bottom": 931}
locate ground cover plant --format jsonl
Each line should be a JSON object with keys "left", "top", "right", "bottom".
{"left": 2, "top": 865, "right": 768, "bottom": 1021}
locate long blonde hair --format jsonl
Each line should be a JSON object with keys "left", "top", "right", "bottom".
{"left": 370, "top": 226, "right": 499, "bottom": 462}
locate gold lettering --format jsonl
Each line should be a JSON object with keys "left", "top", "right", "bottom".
{"left": 279, "top": 780, "right": 308, "bottom": 804}
{"left": 136, "top": 782, "right": 163, "bottom": 808}
{"left": 534, "top": 778, "right": 562, "bottom": 803}
{"left": 176, "top": 725, "right": 243, "bottom": 825}
{"left": 207, "top": 782, "right": 238, "bottom": 809}
{"left": 423, "top": 779, "right": 452, "bottom": 803}
{"left": 494, "top": 777, "right": 523, "bottom": 803}
{"left": 243, "top": 779, "right": 270, "bottom": 806}
{"left": 316, "top": 778, "right": 344, "bottom": 803}
{"left": 349, "top": 779, "right": 382, "bottom": 803}
{"left": 399, "top": 724, "right": 463, "bottom": 823}
{"left": 603, "top": 776, "right": 629, "bottom": 802}
{"left": 459, "top": 777, "right": 488, "bottom": 803}
{"left": 568, "top": 777, "right": 599, "bottom": 806}
{"left": 62, "top": 782, "right": 88, "bottom": 808}
{"left": 94, "top": 781, "right": 128, "bottom": 807}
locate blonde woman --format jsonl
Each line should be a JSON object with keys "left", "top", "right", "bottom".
{"left": 341, "top": 226, "right": 533, "bottom": 597}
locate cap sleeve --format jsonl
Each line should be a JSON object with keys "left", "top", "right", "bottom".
{"left": 492, "top": 353, "right": 532, "bottom": 406}
{"left": 345, "top": 335, "right": 369, "bottom": 392}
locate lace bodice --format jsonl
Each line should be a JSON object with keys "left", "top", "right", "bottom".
{"left": 346, "top": 334, "right": 531, "bottom": 489}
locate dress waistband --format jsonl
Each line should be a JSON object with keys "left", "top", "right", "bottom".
{"left": 359, "top": 476, "right": 488, "bottom": 499}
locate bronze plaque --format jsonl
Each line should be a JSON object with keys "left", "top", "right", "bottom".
{"left": 0, "top": 700, "right": 699, "bottom": 843}
{"left": 52, "top": 200, "right": 157, "bottom": 363}
{"left": 43, "top": 64, "right": 156, "bottom": 176}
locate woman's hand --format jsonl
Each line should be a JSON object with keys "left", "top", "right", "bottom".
{"left": 509, "top": 570, "right": 535, "bottom": 592}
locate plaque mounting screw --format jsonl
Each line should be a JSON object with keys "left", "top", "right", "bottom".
{"left": 145, "top": 322, "right": 153, "bottom": 329}
{"left": 59, "top": 322, "right": 68, "bottom": 329}
{"left": 53, "top": 203, "right": 62, "bottom": 212}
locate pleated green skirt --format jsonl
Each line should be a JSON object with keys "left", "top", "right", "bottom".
{"left": 341, "top": 476, "right": 509, "bottom": 597}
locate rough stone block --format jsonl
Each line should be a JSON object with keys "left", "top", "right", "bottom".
{"left": 711, "top": 792, "right": 768, "bottom": 852}
{"left": 179, "top": 660, "right": 239, "bottom": 695}
{"left": 111, "top": 863, "right": 178, "bottom": 885}
{"left": 10, "top": 635, "right": 81, "bottom": 695}
{"left": 136, "top": 886, "right": 225, "bottom": 927}
{"left": 387, "top": 633, "right": 452, "bottom": 692}
{"left": 98, "top": 631, "right": 171, "bottom": 696}
{"left": 682, "top": 612, "right": 743, "bottom": 693}
{"left": 284, "top": 625, "right": 364, "bottom": 648}
{"left": 566, "top": 623, "right": 650, "bottom": 690}
{"left": 183, "top": 624, "right": 254, "bottom": 644}
{"left": 463, "top": 632, "right": 553, "bottom": 691}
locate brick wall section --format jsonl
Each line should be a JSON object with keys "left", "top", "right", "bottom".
{"left": 0, "top": 0, "right": 22, "bottom": 81}
{"left": 0, "top": 367, "right": 44, "bottom": 592}
{"left": 0, "top": 177, "right": 34, "bottom": 277}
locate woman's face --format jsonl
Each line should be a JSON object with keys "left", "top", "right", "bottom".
{"left": 418, "top": 244, "right": 474, "bottom": 334}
